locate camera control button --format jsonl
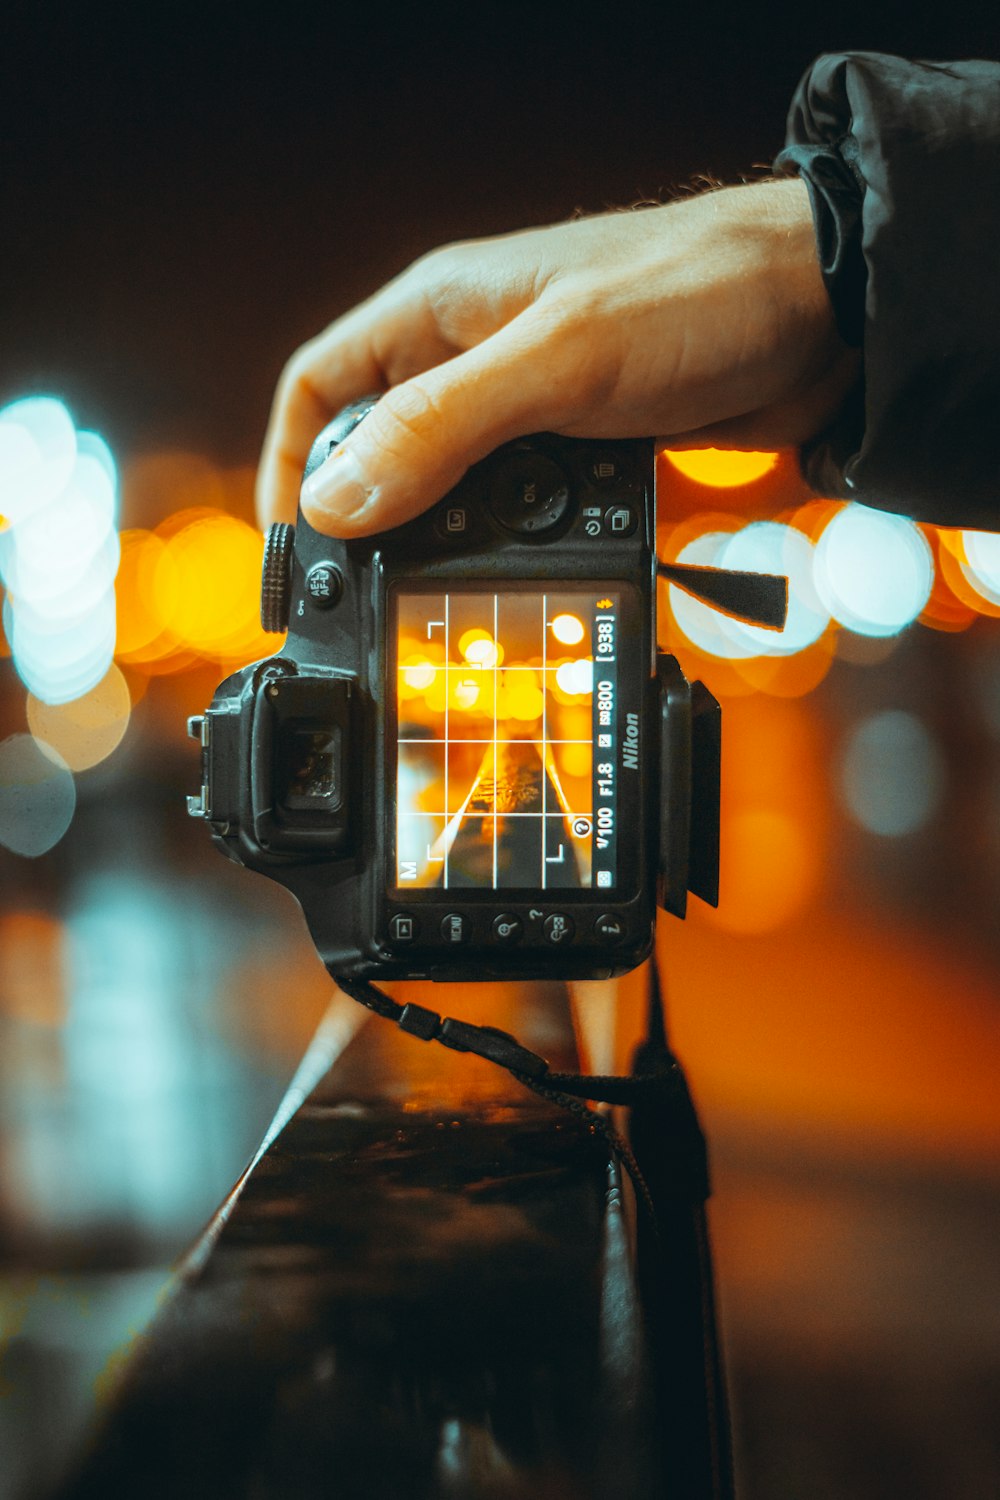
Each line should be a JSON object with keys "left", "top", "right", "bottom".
{"left": 260, "top": 521, "right": 295, "bottom": 632}
{"left": 604, "top": 504, "right": 638, "bottom": 538}
{"left": 594, "top": 913, "right": 626, "bottom": 944}
{"left": 305, "top": 562, "right": 343, "bottom": 609}
{"left": 492, "top": 913, "right": 523, "bottom": 943}
{"left": 589, "top": 452, "right": 626, "bottom": 484}
{"left": 543, "top": 912, "right": 575, "bottom": 945}
{"left": 440, "top": 913, "right": 469, "bottom": 945}
{"left": 490, "top": 454, "right": 571, "bottom": 535}
{"left": 389, "top": 913, "right": 419, "bottom": 945}
{"left": 435, "top": 504, "right": 472, "bottom": 540}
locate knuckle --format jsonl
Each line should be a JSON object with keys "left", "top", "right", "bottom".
{"left": 410, "top": 240, "right": 468, "bottom": 283}
{"left": 276, "top": 343, "right": 317, "bottom": 400}
{"left": 526, "top": 293, "right": 619, "bottom": 412}
{"left": 368, "top": 380, "right": 448, "bottom": 460}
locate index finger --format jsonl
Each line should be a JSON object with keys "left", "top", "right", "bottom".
{"left": 255, "top": 315, "right": 386, "bottom": 528}
{"left": 255, "top": 276, "right": 460, "bottom": 527}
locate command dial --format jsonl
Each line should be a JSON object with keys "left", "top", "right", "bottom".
{"left": 260, "top": 522, "right": 295, "bottom": 633}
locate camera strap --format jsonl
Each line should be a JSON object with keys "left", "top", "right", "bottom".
{"left": 334, "top": 960, "right": 709, "bottom": 1237}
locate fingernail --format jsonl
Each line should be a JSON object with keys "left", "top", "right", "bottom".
{"left": 300, "top": 444, "right": 373, "bottom": 522}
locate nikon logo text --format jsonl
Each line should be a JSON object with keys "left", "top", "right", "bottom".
{"left": 623, "top": 713, "right": 639, "bottom": 770}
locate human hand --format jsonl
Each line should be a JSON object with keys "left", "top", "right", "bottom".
{"left": 257, "top": 177, "right": 859, "bottom": 537}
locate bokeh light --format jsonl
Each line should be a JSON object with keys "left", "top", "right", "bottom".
{"left": 0, "top": 733, "right": 76, "bottom": 857}
{"left": 153, "top": 511, "right": 268, "bottom": 658}
{"left": 0, "top": 398, "right": 120, "bottom": 704}
{"left": 114, "top": 510, "right": 283, "bottom": 673}
{"left": 814, "top": 504, "right": 933, "bottom": 637}
{"left": 115, "top": 529, "right": 174, "bottom": 663}
{"left": 0, "top": 910, "right": 67, "bottom": 1026}
{"left": 839, "top": 710, "right": 944, "bottom": 837}
{"left": 663, "top": 448, "right": 779, "bottom": 488}
{"left": 918, "top": 530, "right": 979, "bottom": 633}
{"left": 27, "top": 663, "right": 132, "bottom": 772}
{"left": 717, "top": 523, "right": 829, "bottom": 656}
{"left": 400, "top": 654, "right": 438, "bottom": 694}
{"left": 668, "top": 533, "right": 753, "bottom": 658}
{"left": 713, "top": 807, "right": 820, "bottom": 933}
{"left": 5, "top": 589, "right": 118, "bottom": 706}
{"left": 554, "top": 657, "right": 594, "bottom": 696}
{"left": 460, "top": 629, "right": 503, "bottom": 668}
{"left": 0, "top": 396, "right": 78, "bottom": 524}
{"left": 959, "top": 529, "right": 1000, "bottom": 606}
{"left": 550, "top": 612, "right": 585, "bottom": 645}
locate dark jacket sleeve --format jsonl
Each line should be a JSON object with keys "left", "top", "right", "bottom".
{"left": 774, "top": 51, "right": 1000, "bottom": 529}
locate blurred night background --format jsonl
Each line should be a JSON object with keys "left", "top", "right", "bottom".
{"left": 2, "top": 3, "right": 999, "bottom": 1497}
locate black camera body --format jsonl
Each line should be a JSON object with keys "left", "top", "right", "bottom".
{"left": 188, "top": 401, "right": 720, "bottom": 982}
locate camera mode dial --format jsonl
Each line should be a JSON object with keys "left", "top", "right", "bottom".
{"left": 260, "top": 522, "right": 295, "bottom": 633}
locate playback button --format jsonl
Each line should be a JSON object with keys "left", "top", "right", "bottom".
{"left": 389, "top": 913, "right": 419, "bottom": 945}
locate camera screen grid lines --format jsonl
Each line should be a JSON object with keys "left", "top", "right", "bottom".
{"left": 394, "top": 586, "right": 618, "bottom": 892}
{"left": 492, "top": 590, "right": 499, "bottom": 890}
{"left": 541, "top": 591, "right": 547, "bottom": 891}
{"left": 443, "top": 591, "right": 450, "bottom": 889}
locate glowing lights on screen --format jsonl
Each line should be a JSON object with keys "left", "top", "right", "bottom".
{"left": 554, "top": 657, "right": 594, "bottom": 696}
{"left": 458, "top": 628, "right": 502, "bottom": 668}
{"left": 550, "top": 612, "right": 585, "bottom": 645}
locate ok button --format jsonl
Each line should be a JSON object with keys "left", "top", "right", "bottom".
{"left": 489, "top": 452, "right": 571, "bottom": 535}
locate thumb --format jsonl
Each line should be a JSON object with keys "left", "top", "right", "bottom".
{"left": 298, "top": 313, "right": 569, "bottom": 537}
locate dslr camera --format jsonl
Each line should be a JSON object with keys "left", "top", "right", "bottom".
{"left": 188, "top": 399, "right": 724, "bottom": 982}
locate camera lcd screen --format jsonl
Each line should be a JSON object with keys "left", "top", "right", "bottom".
{"left": 391, "top": 586, "right": 626, "bottom": 893}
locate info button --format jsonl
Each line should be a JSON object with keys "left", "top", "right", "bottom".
{"left": 594, "top": 913, "right": 626, "bottom": 944}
